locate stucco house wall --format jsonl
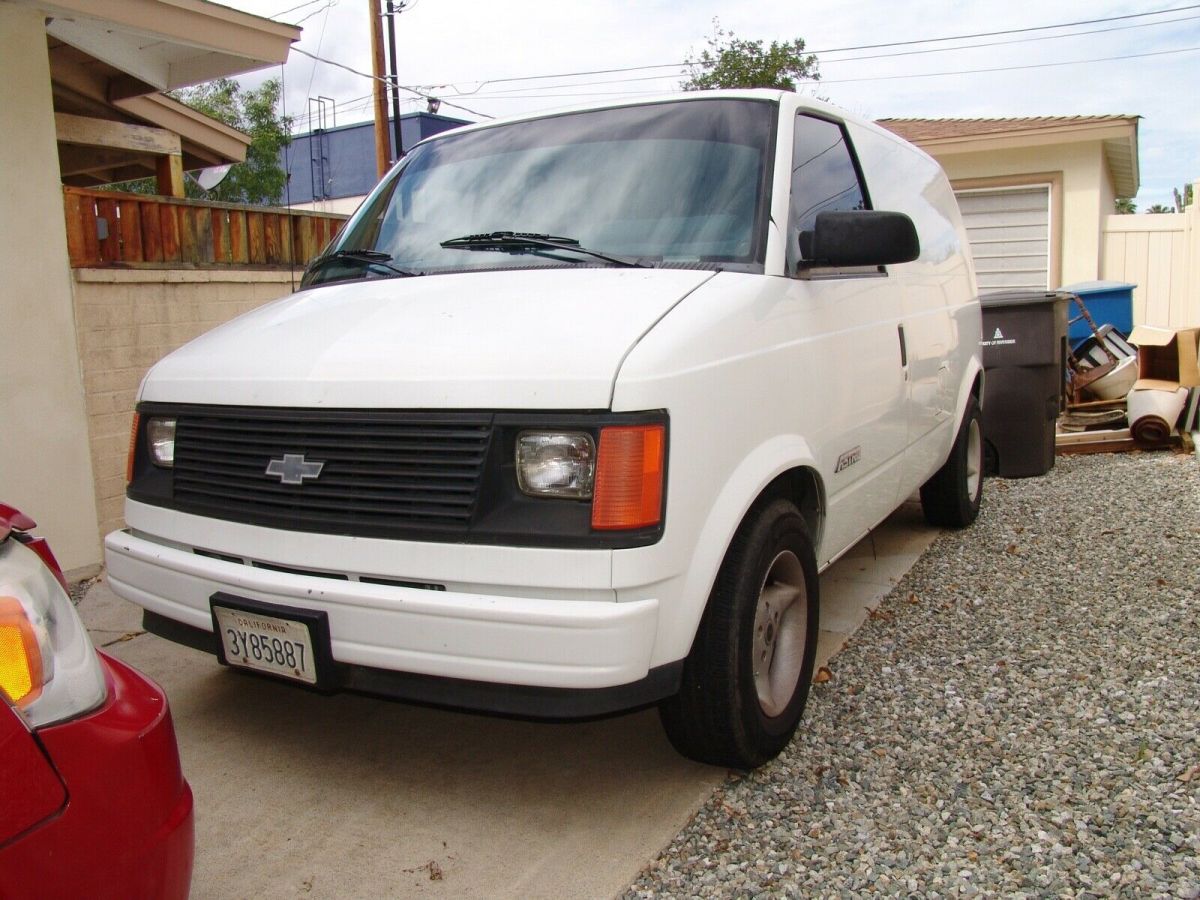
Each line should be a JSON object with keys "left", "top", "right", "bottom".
{"left": 882, "top": 117, "right": 1139, "bottom": 300}
{"left": 1, "top": 0, "right": 298, "bottom": 572}
{"left": 0, "top": 4, "right": 101, "bottom": 571}
{"left": 935, "top": 141, "right": 1108, "bottom": 287}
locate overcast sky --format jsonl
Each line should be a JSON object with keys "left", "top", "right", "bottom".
{"left": 223, "top": 0, "right": 1199, "bottom": 210}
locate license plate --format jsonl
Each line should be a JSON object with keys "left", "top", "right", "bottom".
{"left": 213, "top": 603, "right": 319, "bottom": 685}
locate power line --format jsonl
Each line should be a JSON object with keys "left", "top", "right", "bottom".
{"left": 422, "top": 43, "right": 1199, "bottom": 103}
{"left": 458, "top": 37, "right": 1199, "bottom": 104}
{"left": 299, "top": 40, "right": 1199, "bottom": 117}
{"left": 807, "top": 43, "right": 1200, "bottom": 85}
{"left": 271, "top": 0, "right": 329, "bottom": 19}
{"left": 293, "top": 0, "right": 339, "bottom": 26}
{"left": 813, "top": 3, "right": 1200, "bottom": 54}
{"left": 431, "top": 62, "right": 686, "bottom": 95}
{"left": 428, "top": 72, "right": 680, "bottom": 99}
{"left": 439, "top": 91, "right": 670, "bottom": 102}
{"left": 290, "top": 46, "right": 494, "bottom": 118}
{"left": 413, "top": 4, "right": 1200, "bottom": 94}
{"left": 818, "top": 12, "right": 1200, "bottom": 64}
{"left": 412, "top": 15, "right": 1199, "bottom": 101}
{"left": 303, "top": 0, "right": 333, "bottom": 100}
{"left": 291, "top": 92, "right": 374, "bottom": 125}
{"left": 283, "top": 5, "right": 1198, "bottom": 126}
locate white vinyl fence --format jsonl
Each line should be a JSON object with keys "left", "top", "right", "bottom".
{"left": 1102, "top": 180, "right": 1200, "bottom": 328}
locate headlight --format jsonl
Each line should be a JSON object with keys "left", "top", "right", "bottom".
{"left": 147, "top": 417, "right": 177, "bottom": 467}
{"left": 0, "top": 540, "right": 106, "bottom": 728}
{"left": 515, "top": 432, "right": 596, "bottom": 498}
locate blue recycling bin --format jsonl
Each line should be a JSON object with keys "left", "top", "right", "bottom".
{"left": 1060, "top": 280, "right": 1135, "bottom": 344}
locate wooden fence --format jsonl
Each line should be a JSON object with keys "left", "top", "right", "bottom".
{"left": 63, "top": 186, "right": 347, "bottom": 269}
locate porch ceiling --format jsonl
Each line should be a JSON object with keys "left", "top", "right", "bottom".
{"left": 14, "top": 0, "right": 300, "bottom": 92}
{"left": 28, "top": 1, "right": 300, "bottom": 187}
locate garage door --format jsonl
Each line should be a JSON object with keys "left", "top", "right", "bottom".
{"left": 955, "top": 186, "right": 1050, "bottom": 293}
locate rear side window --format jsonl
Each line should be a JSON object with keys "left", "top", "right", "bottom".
{"left": 788, "top": 114, "right": 869, "bottom": 273}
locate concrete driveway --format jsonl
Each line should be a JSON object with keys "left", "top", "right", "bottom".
{"left": 80, "top": 502, "right": 938, "bottom": 899}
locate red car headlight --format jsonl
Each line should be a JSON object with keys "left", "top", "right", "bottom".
{"left": 0, "top": 540, "right": 106, "bottom": 728}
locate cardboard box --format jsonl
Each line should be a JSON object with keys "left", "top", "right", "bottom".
{"left": 1129, "top": 325, "right": 1200, "bottom": 391}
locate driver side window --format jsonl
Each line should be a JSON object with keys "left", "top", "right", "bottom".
{"left": 787, "top": 114, "right": 869, "bottom": 275}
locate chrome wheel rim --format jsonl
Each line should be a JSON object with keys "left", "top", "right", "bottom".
{"left": 966, "top": 416, "right": 982, "bottom": 501}
{"left": 752, "top": 550, "right": 808, "bottom": 718}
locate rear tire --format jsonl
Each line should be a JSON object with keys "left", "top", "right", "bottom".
{"left": 920, "top": 396, "right": 983, "bottom": 528}
{"left": 659, "top": 499, "right": 819, "bottom": 769}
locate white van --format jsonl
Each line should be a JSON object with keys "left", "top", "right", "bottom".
{"left": 106, "top": 90, "right": 983, "bottom": 768}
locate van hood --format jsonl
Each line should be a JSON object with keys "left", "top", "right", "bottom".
{"left": 141, "top": 267, "right": 715, "bottom": 409}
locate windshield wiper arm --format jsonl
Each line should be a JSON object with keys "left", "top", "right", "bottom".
{"left": 440, "top": 231, "right": 647, "bottom": 268}
{"left": 308, "top": 249, "right": 421, "bottom": 278}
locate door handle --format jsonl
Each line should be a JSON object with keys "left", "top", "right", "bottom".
{"left": 897, "top": 325, "right": 908, "bottom": 367}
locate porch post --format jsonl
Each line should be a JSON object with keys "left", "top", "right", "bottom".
{"left": 156, "top": 152, "right": 187, "bottom": 198}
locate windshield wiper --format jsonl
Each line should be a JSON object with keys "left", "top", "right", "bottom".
{"left": 440, "top": 231, "right": 647, "bottom": 268}
{"left": 307, "top": 249, "right": 421, "bottom": 278}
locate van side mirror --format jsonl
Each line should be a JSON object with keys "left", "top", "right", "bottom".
{"left": 801, "top": 210, "right": 920, "bottom": 268}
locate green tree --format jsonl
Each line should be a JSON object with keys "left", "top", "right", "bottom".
{"left": 1114, "top": 197, "right": 1137, "bottom": 214}
{"left": 1173, "top": 183, "right": 1194, "bottom": 212}
{"left": 1145, "top": 204, "right": 1173, "bottom": 214}
{"left": 682, "top": 19, "right": 819, "bottom": 91}
{"left": 176, "top": 77, "right": 292, "bottom": 204}
{"left": 105, "top": 77, "right": 291, "bottom": 204}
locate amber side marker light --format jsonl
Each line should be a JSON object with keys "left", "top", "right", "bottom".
{"left": 0, "top": 596, "right": 43, "bottom": 707}
{"left": 125, "top": 412, "right": 140, "bottom": 484}
{"left": 591, "top": 424, "right": 665, "bottom": 531}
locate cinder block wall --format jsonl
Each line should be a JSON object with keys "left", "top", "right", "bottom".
{"left": 73, "top": 268, "right": 298, "bottom": 545}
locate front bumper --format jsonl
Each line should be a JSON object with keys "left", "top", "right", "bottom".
{"left": 0, "top": 653, "right": 194, "bottom": 899}
{"left": 105, "top": 528, "right": 667, "bottom": 714}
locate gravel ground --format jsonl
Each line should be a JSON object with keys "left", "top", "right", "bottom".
{"left": 627, "top": 451, "right": 1200, "bottom": 898}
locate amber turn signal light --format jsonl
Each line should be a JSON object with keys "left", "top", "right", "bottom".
{"left": 591, "top": 425, "right": 665, "bottom": 531}
{"left": 0, "top": 596, "right": 43, "bottom": 707}
{"left": 125, "top": 412, "right": 140, "bottom": 484}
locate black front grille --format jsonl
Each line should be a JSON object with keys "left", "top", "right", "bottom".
{"left": 171, "top": 408, "right": 493, "bottom": 538}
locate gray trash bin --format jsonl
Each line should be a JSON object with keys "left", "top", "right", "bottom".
{"left": 979, "top": 291, "right": 1071, "bottom": 477}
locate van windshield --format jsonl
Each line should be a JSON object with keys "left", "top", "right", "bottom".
{"left": 303, "top": 98, "right": 776, "bottom": 287}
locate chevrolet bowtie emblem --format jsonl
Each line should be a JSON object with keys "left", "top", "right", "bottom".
{"left": 265, "top": 454, "right": 325, "bottom": 485}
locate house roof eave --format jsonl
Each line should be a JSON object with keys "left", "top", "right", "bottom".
{"left": 16, "top": 0, "right": 300, "bottom": 91}
{"left": 880, "top": 115, "right": 1140, "bottom": 199}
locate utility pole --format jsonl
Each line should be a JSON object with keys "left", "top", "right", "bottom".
{"left": 385, "top": 0, "right": 404, "bottom": 161}
{"left": 368, "top": 0, "right": 390, "bottom": 178}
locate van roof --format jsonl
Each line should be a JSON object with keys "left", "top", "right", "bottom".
{"left": 406, "top": 89, "right": 863, "bottom": 149}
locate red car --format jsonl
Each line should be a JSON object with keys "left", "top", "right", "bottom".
{"left": 0, "top": 504, "right": 193, "bottom": 898}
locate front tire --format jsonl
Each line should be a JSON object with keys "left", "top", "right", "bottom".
{"left": 659, "top": 499, "right": 819, "bottom": 769}
{"left": 920, "top": 395, "right": 983, "bottom": 527}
